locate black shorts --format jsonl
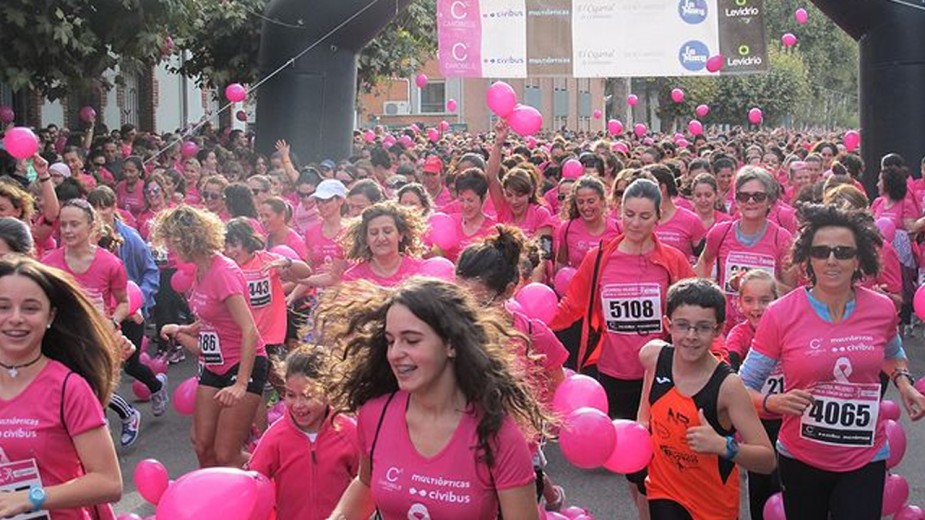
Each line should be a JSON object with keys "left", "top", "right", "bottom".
{"left": 199, "top": 356, "right": 269, "bottom": 395}
{"left": 598, "top": 374, "right": 644, "bottom": 420}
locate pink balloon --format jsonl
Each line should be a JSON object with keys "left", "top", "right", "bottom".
{"left": 885, "top": 419, "right": 907, "bottom": 469}
{"left": 425, "top": 212, "right": 458, "bottom": 251}
{"left": 0, "top": 105, "right": 14, "bottom": 124}
{"left": 438, "top": 120, "right": 450, "bottom": 132}
{"left": 270, "top": 245, "right": 299, "bottom": 261}
{"left": 627, "top": 94, "right": 638, "bottom": 107}
{"left": 607, "top": 119, "right": 623, "bottom": 136}
{"left": 415, "top": 73, "right": 428, "bottom": 89}
{"left": 763, "top": 492, "right": 786, "bottom": 520}
{"left": 781, "top": 33, "right": 798, "bottom": 47}
{"left": 176, "top": 260, "right": 196, "bottom": 275}
{"left": 486, "top": 81, "right": 518, "bottom": 118}
{"left": 420, "top": 257, "right": 456, "bottom": 281}
{"left": 604, "top": 420, "right": 652, "bottom": 474}
{"left": 235, "top": 110, "right": 247, "bottom": 122}
{"left": 634, "top": 123, "right": 647, "bottom": 137}
{"left": 446, "top": 99, "right": 457, "bottom": 112}
{"left": 180, "top": 141, "right": 199, "bottom": 159}
{"left": 140, "top": 351, "right": 152, "bottom": 367}
{"left": 897, "top": 505, "right": 925, "bottom": 520}
{"left": 562, "top": 506, "right": 589, "bottom": 519}
{"left": 133, "top": 380, "right": 152, "bottom": 401}
{"left": 673, "top": 133, "right": 684, "bottom": 142}
{"left": 706, "top": 54, "right": 724, "bottom": 73}
{"left": 559, "top": 407, "right": 616, "bottom": 469}
{"left": 748, "top": 108, "right": 763, "bottom": 125}
{"left": 795, "top": 7, "right": 808, "bottom": 25}
{"left": 135, "top": 458, "right": 170, "bottom": 505}
{"left": 677, "top": 139, "right": 690, "bottom": 149}
{"left": 545, "top": 513, "right": 569, "bottom": 520}
{"left": 383, "top": 135, "right": 396, "bottom": 148}
{"left": 126, "top": 281, "right": 143, "bottom": 315}
{"left": 554, "top": 267, "right": 577, "bottom": 296}
{"left": 687, "top": 120, "right": 703, "bottom": 137}
{"left": 156, "top": 468, "right": 274, "bottom": 520}
{"left": 875, "top": 217, "right": 896, "bottom": 242}
{"left": 225, "top": 83, "right": 247, "bottom": 103}
{"left": 505, "top": 299, "right": 524, "bottom": 315}
{"left": 514, "top": 282, "right": 558, "bottom": 323}
{"left": 592, "top": 109, "right": 602, "bottom": 120}
{"left": 883, "top": 474, "right": 910, "bottom": 517}
{"left": 562, "top": 159, "right": 583, "bottom": 180}
{"left": 552, "top": 374, "right": 608, "bottom": 415}
{"left": 881, "top": 399, "right": 901, "bottom": 421}
{"left": 612, "top": 142, "right": 629, "bottom": 154}
{"left": 171, "top": 270, "right": 193, "bottom": 293}
{"left": 670, "top": 88, "right": 685, "bottom": 103}
{"left": 267, "top": 401, "right": 285, "bottom": 425}
{"left": 916, "top": 376, "right": 925, "bottom": 394}
{"left": 363, "top": 129, "right": 375, "bottom": 142}
{"left": 79, "top": 106, "right": 97, "bottom": 122}
{"left": 3, "top": 127, "right": 39, "bottom": 160}
{"left": 695, "top": 104, "right": 710, "bottom": 118}
{"left": 508, "top": 104, "right": 543, "bottom": 136}
{"left": 398, "top": 135, "right": 414, "bottom": 148}
{"left": 844, "top": 130, "right": 861, "bottom": 152}
{"left": 427, "top": 128, "right": 440, "bottom": 142}
{"left": 173, "top": 377, "right": 198, "bottom": 416}
{"left": 915, "top": 286, "right": 925, "bottom": 321}
{"left": 149, "top": 356, "right": 168, "bottom": 376}
{"left": 526, "top": 136, "right": 537, "bottom": 149}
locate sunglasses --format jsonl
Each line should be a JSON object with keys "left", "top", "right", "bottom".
{"left": 201, "top": 192, "right": 222, "bottom": 201}
{"left": 557, "top": 194, "right": 567, "bottom": 201}
{"left": 251, "top": 188, "right": 267, "bottom": 196}
{"left": 298, "top": 191, "right": 315, "bottom": 199}
{"left": 145, "top": 186, "right": 162, "bottom": 195}
{"left": 735, "top": 191, "right": 768, "bottom": 203}
{"left": 809, "top": 245, "right": 858, "bottom": 260}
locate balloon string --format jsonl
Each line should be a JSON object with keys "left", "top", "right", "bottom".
{"left": 145, "top": 0, "right": 386, "bottom": 165}
{"left": 886, "top": 0, "right": 925, "bottom": 12}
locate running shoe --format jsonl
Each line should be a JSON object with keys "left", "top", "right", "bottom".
{"left": 167, "top": 347, "right": 186, "bottom": 364}
{"left": 151, "top": 374, "right": 169, "bottom": 417}
{"left": 545, "top": 485, "right": 566, "bottom": 512}
{"left": 120, "top": 408, "right": 142, "bottom": 448}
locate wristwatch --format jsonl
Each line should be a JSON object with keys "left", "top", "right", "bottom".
{"left": 28, "top": 485, "right": 47, "bottom": 512}
{"left": 724, "top": 435, "right": 740, "bottom": 460}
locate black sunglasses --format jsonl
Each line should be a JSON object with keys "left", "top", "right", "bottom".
{"left": 251, "top": 188, "right": 267, "bottom": 196}
{"left": 201, "top": 192, "right": 222, "bottom": 201}
{"left": 809, "top": 245, "right": 858, "bottom": 260}
{"left": 735, "top": 191, "right": 768, "bottom": 203}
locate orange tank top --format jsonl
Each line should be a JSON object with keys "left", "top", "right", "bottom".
{"left": 645, "top": 346, "right": 739, "bottom": 520}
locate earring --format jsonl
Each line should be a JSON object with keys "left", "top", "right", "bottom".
{"left": 47, "top": 323, "right": 52, "bottom": 329}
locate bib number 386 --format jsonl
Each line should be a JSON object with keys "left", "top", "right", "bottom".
{"left": 800, "top": 382, "right": 879, "bottom": 447}
{"left": 199, "top": 330, "right": 224, "bottom": 366}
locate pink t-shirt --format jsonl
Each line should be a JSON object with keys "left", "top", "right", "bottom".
{"left": 269, "top": 227, "right": 309, "bottom": 261}
{"left": 188, "top": 254, "right": 266, "bottom": 374}
{"left": 357, "top": 392, "right": 535, "bottom": 520}
{"left": 495, "top": 203, "right": 555, "bottom": 238}
{"left": 768, "top": 202, "right": 798, "bottom": 234}
{"left": 42, "top": 247, "right": 127, "bottom": 316}
{"left": 0, "top": 360, "right": 108, "bottom": 520}
{"left": 703, "top": 220, "right": 793, "bottom": 332}
{"left": 116, "top": 209, "right": 137, "bottom": 230}
{"left": 556, "top": 218, "right": 621, "bottom": 268}
{"left": 597, "top": 248, "right": 672, "bottom": 380}
{"left": 342, "top": 256, "right": 423, "bottom": 287}
{"left": 239, "top": 251, "right": 287, "bottom": 345}
{"left": 674, "top": 196, "right": 694, "bottom": 211}
{"left": 115, "top": 180, "right": 145, "bottom": 216}
{"left": 752, "top": 288, "right": 896, "bottom": 472}
{"left": 511, "top": 308, "right": 568, "bottom": 406}
{"left": 443, "top": 213, "right": 498, "bottom": 263}
{"left": 432, "top": 186, "right": 454, "bottom": 210}
{"left": 860, "top": 243, "right": 902, "bottom": 295}
{"left": 304, "top": 222, "right": 345, "bottom": 274}
{"left": 185, "top": 186, "right": 202, "bottom": 206}
{"left": 871, "top": 196, "right": 916, "bottom": 230}
{"left": 655, "top": 207, "right": 706, "bottom": 263}
{"left": 543, "top": 187, "right": 562, "bottom": 216}
{"left": 726, "top": 321, "right": 783, "bottom": 420}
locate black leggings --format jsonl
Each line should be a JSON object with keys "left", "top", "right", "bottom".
{"left": 108, "top": 393, "right": 133, "bottom": 420}
{"left": 121, "top": 319, "right": 162, "bottom": 393}
{"left": 779, "top": 455, "right": 885, "bottom": 520}
{"left": 748, "top": 418, "right": 782, "bottom": 520}
{"left": 152, "top": 267, "right": 191, "bottom": 351}
{"left": 648, "top": 499, "right": 693, "bottom": 520}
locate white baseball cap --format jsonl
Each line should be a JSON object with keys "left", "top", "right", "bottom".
{"left": 312, "top": 179, "right": 347, "bottom": 200}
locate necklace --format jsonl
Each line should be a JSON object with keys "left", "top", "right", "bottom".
{"left": 0, "top": 353, "right": 43, "bottom": 378}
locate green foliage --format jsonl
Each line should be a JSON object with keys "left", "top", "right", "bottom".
{"left": 0, "top": 0, "right": 194, "bottom": 100}
{"left": 357, "top": 0, "right": 436, "bottom": 93}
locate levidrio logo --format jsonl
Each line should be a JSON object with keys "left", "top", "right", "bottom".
{"left": 678, "top": 41, "right": 709, "bottom": 71}
{"left": 678, "top": 0, "right": 708, "bottom": 24}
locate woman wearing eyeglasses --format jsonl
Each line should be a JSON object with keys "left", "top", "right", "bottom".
{"left": 694, "top": 167, "right": 796, "bottom": 334}
{"left": 247, "top": 175, "right": 273, "bottom": 206}
{"left": 135, "top": 174, "right": 174, "bottom": 241}
{"left": 200, "top": 175, "right": 230, "bottom": 221}
{"left": 291, "top": 170, "right": 322, "bottom": 236}
{"left": 738, "top": 204, "right": 925, "bottom": 519}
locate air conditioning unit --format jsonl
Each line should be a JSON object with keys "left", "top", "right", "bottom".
{"left": 383, "top": 101, "right": 411, "bottom": 116}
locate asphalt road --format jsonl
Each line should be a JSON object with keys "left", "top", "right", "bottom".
{"left": 111, "top": 330, "right": 925, "bottom": 519}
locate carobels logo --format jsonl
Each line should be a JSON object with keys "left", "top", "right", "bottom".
{"left": 678, "top": 40, "right": 709, "bottom": 71}
{"left": 678, "top": 0, "right": 708, "bottom": 24}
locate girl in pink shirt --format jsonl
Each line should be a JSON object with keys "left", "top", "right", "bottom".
{"left": 690, "top": 173, "right": 731, "bottom": 232}
{"left": 0, "top": 258, "right": 122, "bottom": 519}
{"left": 441, "top": 169, "right": 498, "bottom": 262}
{"left": 320, "top": 278, "right": 548, "bottom": 520}
{"left": 114, "top": 156, "right": 146, "bottom": 217}
{"left": 649, "top": 165, "right": 706, "bottom": 263}
{"left": 555, "top": 176, "right": 620, "bottom": 270}
{"left": 248, "top": 345, "right": 359, "bottom": 520}
{"left": 260, "top": 197, "right": 307, "bottom": 260}
{"left": 136, "top": 174, "right": 174, "bottom": 241}
{"left": 155, "top": 206, "right": 267, "bottom": 468}
{"left": 341, "top": 202, "right": 426, "bottom": 287}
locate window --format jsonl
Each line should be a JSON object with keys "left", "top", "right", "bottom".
{"left": 420, "top": 82, "right": 446, "bottom": 114}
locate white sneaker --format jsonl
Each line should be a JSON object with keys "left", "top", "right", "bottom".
{"left": 151, "top": 374, "right": 169, "bottom": 417}
{"left": 120, "top": 408, "right": 142, "bottom": 448}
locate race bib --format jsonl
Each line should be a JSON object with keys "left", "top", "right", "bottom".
{"left": 760, "top": 364, "right": 784, "bottom": 396}
{"left": 247, "top": 277, "right": 271, "bottom": 308}
{"left": 198, "top": 330, "right": 224, "bottom": 366}
{"left": 800, "top": 382, "right": 880, "bottom": 447}
{"left": 601, "top": 283, "right": 662, "bottom": 335}
{"left": 0, "top": 459, "right": 50, "bottom": 519}
{"left": 723, "top": 251, "right": 775, "bottom": 294}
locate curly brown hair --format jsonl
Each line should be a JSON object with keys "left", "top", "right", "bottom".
{"left": 315, "top": 278, "right": 551, "bottom": 467}
{"left": 0, "top": 179, "right": 35, "bottom": 222}
{"left": 793, "top": 204, "right": 881, "bottom": 285}
{"left": 150, "top": 205, "right": 225, "bottom": 260}
{"left": 343, "top": 201, "right": 426, "bottom": 261}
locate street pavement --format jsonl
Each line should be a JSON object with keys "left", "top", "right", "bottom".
{"left": 111, "top": 330, "right": 925, "bottom": 519}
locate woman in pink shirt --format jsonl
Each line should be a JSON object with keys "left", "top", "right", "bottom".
{"left": 135, "top": 173, "right": 173, "bottom": 241}
{"left": 302, "top": 180, "right": 349, "bottom": 288}
{"left": 182, "top": 157, "right": 203, "bottom": 205}
{"left": 442, "top": 169, "right": 498, "bottom": 262}
{"left": 871, "top": 164, "right": 918, "bottom": 233}
{"left": 0, "top": 258, "right": 122, "bottom": 518}
{"left": 0, "top": 156, "right": 60, "bottom": 259}
{"left": 341, "top": 202, "right": 425, "bottom": 287}
{"left": 739, "top": 204, "right": 925, "bottom": 519}
{"left": 115, "top": 156, "right": 146, "bottom": 217}
{"left": 555, "top": 176, "right": 620, "bottom": 271}
{"left": 322, "top": 278, "right": 547, "bottom": 520}
{"left": 690, "top": 173, "right": 731, "bottom": 231}
{"left": 200, "top": 175, "right": 230, "bottom": 221}
{"left": 248, "top": 345, "right": 359, "bottom": 520}
{"left": 260, "top": 197, "right": 306, "bottom": 260}
{"left": 155, "top": 205, "right": 267, "bottom": 468}
{"left": 649, "top": 165, "right": 707, "bottom": 264}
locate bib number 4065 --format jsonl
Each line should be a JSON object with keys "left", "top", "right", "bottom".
{"left": 807, "top": 400, "right": 872, "bottom": 429}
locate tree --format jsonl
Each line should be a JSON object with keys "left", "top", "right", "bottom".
{"left": 172, "top": 0, "right": 436, "bottom": 94}
{"left": 0, "top": 0, "right": 193, "bottom": 100}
